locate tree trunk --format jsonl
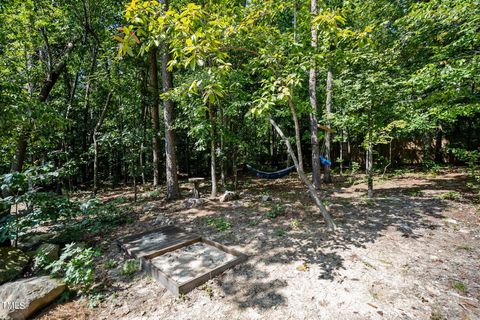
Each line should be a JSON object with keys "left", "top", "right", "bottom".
{"left": 366, "top": 105, "right": 373, "bottom": 199}
{"left": 309, "top": 0, "right": 321, "bottom": 189}
{"left": 288, "top": 96, "right": 304, "bottom": 172}
{"left": 324, "top": 65, "right": 333, "bottom": 183}
{"left": 160, "top": 25, "right": 180, "bottom": 200}
{"left": 434, "top": 121, "right": 443, "bottom": 163}
{"left": 270, "top": 118, "right": 335, "bottom": 230}
{"left": 219, "top": 105, "right": 226, "bottom": 188}
{"left": 209, "top": 103, "right": 218, "bottom": 197}
{"left": 93, "top": 92, "right": 112, "bottom": 195}
{"left": 149, "top": 48, "right": 161, "bottom": 188}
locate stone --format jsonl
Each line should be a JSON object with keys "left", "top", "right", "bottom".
{"left": 261, "top": 195, "right": 272, "bottom": 202}
{"left": 220, "top": 191, "right": 239, "bottom": 202}
{"left": 17, "top": 233, "right": 53, "bottom": 251}
{"left": 0, "top": 276, "right": 65, "bottom": 320}
{"left": 0, "top": 247, "right": 30, "bottom": 284}
{"left": 35, "top": 244, "right": 60, "bottom": 261}
{"left": 154, "top": 215, "right": 174, "bottom": 226}
{"left": 181, "top": 198, "right": 206, "bottom": 209}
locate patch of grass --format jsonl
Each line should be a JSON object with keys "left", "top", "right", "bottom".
{"left": 248, "top": 218, "right": 260, "bottom": 227}
{"left": 451, "top": 281, "right": 467, "bottom": 292}
{"left": 274, "top": 228, "right": 287, "bottom": 237}
{"left": 200, "top": 283, "right": 214, "bottom": 298}
{"left": 148, "top": 190, "right": 161, "bottom": 198}
{"left": 121, "top": 259, "right": 139, "bottom": 277}
{"left": 104, "top": 259, "right": 117, "bottom": 269}
{"left": 437, "top": 191, "right": 461, "bottom": 200}
{"left": 206, "top": 217, "right": 231, "bottom": 231}
{"left": 408, "top": 189, "right": 422, "bottom": 197}
{"left": 290, "top": 219, "right": 302, "bottom": 229}
{"left": 267, "top": 203, "right": 284, "bottom": 219}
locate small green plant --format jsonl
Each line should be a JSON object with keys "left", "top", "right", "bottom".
{"left": 451, "top": 281, "right": 467, "bottom": 292}
{"left": 274, "top": 228, "right": 287, "bottom": 237}
{"left": 438, "top": 191, "right": 461, "bottom": 200}
{"left": 87, "top": 292, "right": 105, "bottom": 308}
{"left": 200, "top": 283, "right": 214, "bottom": 298}
{"left": 206, "top": 217, "right": 231, "bottom": 231}
{"left": 267, "top": 203, "right": 284, "bottom": 219}
{"left": 104, "top": 259, "right": 118, "bottom": 269}
{"left": 408, "top": 189, "right": 422, "bottom": 197}
{"left": 290, "top": 219, "right": 302, "bottom": 229}
{"left": 121, "top": 259, "right": 139, "bottom": 276}
{"left": 423, "top": 160, "right": 440, "bottom": 174}
{"left": 46, "top": 243, "right": 99, "bottom": 293}
{"left": 248, "top": 218, "right": 260, "bottom": 227}
{"left": 148, "top": 190, "right": 161, "bottom": 198}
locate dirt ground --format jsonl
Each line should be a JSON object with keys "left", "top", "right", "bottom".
{"left": 38, "top": 170, "right": 480, "bottom": 320}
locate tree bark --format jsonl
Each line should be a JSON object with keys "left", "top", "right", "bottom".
{"left": 149, "top": 48, "right": 161, "bottom": 188}
{"left": 309, "top": 0, "right": 321, "bottom": 189}
{"left": 324, "top": 65, "right": 333, "bottom": 183}
{"left": 270, "top": 118, "right": 335, "bottom": 230}
{"left": 219, "top": 105, "right": 226, "bottom": 188}
{"left": 209, "top": 103, "right": 218, "bottom": 197}
{"left": 160, "top": 42, "right": 180, "bottom": 199}
{"left": 434, "top": 121, "right": 443, "bottom": 163}
{"left": 288, "top": 96, "right": 304, "bottom": 172}
{"left": 93, "top": 92, "right": 112, "bottom": 195}
{"left": 366, "top": 105, "right": 374, "bottom": 198}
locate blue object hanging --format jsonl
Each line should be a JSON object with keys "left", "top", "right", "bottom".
{"left": 320, "top": 156, "right": 331, "bottom": 167}
{"left": 246, "top": 164, "right": 296, "bottom": 179}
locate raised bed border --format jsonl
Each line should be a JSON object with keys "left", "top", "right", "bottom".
{"left": 117, "top": 226, "right": 247, "bottom": 295}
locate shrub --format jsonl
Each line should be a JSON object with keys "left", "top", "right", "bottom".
{"left": 46, "top": 243, "right": 99, "bottom": 294}
{"left": 206, "top": 217, "right": 231, "bottom": 231}
{"left": 267, "top": 203, "right": 284, "bottom": 219}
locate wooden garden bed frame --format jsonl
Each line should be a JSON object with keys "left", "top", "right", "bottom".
{"left": 117, "top": 226, "right": 247, "bottom": 295}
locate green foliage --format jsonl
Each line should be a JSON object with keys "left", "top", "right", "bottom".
{"left": 438, "top": 192, "right": 461, "bottom": 201}
{"left": 206, "top": 217, "right": 231, "bottom": 231}
{"left": 121, "top": 259, "right": 139, "bottom": 276}
{"left": 104, "top": 259, "right": 118, "bottom": 269}
{"left": 267, "top": 203, "right": 285, "bottom": 219}
{"left": 46, "top": 243, "right": 99, "bottom": 293}
{"left": 451, "top": 281, "right": 467, "bottom": 293}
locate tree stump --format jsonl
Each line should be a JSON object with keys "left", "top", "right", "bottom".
{"left": 188, "top": 178, "right": 204, "bottom": 199}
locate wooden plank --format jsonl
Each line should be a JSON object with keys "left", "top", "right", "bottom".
{"left": 143, "top": 237, "right": 201, "bottom": 260}
{"left": 141, "top": 257, "right": 180, "bottom": 295}
{"left": 177, "top": 253, "right": 247, "bottom": 294}
{"left": 117, "top": 226, "right": 201, "bottom": 258}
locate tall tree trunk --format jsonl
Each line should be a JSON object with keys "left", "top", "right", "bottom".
{"left": 288, "top": 96, "right": 304, "bottom": 172}
{"left": 324, "top": 65, "right": 333, "bottom": 183}
{"left": 149, "top": 48, "right": 161, "bottom": 188}
{"left": 93, "top": 92, "right": 113, "bottom": 195}
{"left": 366, "top": 105, "right": 373, "bottom": 199}
{"left": 309, "top": 0, "right": 321, "bottom": 189}
{"left": 434, "top": 120, "right": 443, "bottom": 163}
{"left": 159, "top": 19, "right": 180, "bottom": 199}
{"left": 208, "top": 103, "right": 218, "bottom": 197}
{"left": 219, "top": 105, "right": 226, "bottom": 188}
{"left": 270, "top": 118, "right": 335, "bottom": 230}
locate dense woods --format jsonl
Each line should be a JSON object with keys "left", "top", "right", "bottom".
{"left": 0, "top": 0, "right": 479, "bottom": 319}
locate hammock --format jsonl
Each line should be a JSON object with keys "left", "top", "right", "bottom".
{"left": 320, "top": 156, "right": 332, "bottom": 167}
{"left": 246, "top": 164, "right": 296, "bottom": 179}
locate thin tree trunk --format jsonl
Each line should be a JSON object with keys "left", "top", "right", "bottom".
{"left": 288, "top": 96, "right": 304, "bottom": 172}
{"left": 219, "top": 105, "right": 226, "bottom": 188}
{"left": 309, "top": 0, "right": 321, "bottom": 189}
{"left": 93, "top": 92, "right": 112, "bottom": 195}
{"left": 366, "top": 105, "right": 373, "bottom": 198}
{"left": 340, "top": 132, "right": 343, "bottom": 176}
{"left": 208, "top": 103, "right": 218, "bottom": 197}
{"left": 324, "top": 65, "right": 333, "bottom": 183}
{"left": 149, "top": 48, "right": 161, "bottom": 188}
{"left": 270, "top": 118, "right": 335, "bottom": 230}
{"left": 434, "top": 120, "right": 443, "bottom": 163}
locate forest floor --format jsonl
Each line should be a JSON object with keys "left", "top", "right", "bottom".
{"left": 39, "top": 169, "right": 480, "bottom": 320}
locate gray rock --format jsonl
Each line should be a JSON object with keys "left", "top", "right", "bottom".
{"left": 154, "top": 215, "right": 174, "bottom": 226}
{"left": 0, "top": 248, "right": 30, "bottom": 284}
{"left": 0, "top": 276, "right": 65, "bottom": 320}
{"left": 261, "top": 195, "right": 272, "bottom": 202}
{"left": 220, "top": 191, "right": 239, "bottom": 202}
{"left": 17, "top": 233, "right": 54, "bottom": 251}
{"left": 35, "top": 243, "right": 60, "bottom": 262}
{"left": 181, "top": 198, "right": 206, "bottom": 209}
